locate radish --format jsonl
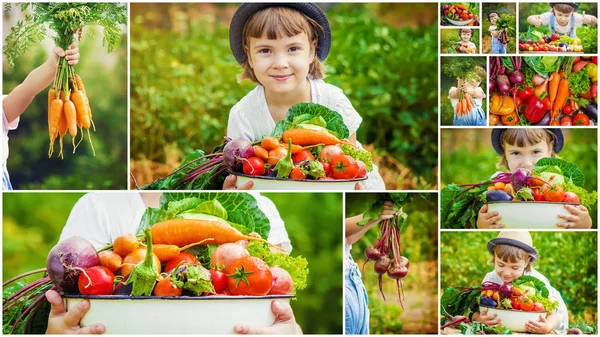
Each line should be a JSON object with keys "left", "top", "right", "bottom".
{"left": 268, "top": 267, "right": 293, "bottom": 295}
{"left": 210, "top": 241, "right": 249, "bottom": 270}
{"left": 46, "top": 236, "right": 100, "bottom": 293}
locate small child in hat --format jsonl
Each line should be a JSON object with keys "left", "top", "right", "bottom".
{"left": 477, "top": 128, "right": 592, "bottom": 229}
{"left": 224, "top": 3, "right": 385, "bottom": 190}
{"left": 472, "top": 231, "right": 568, "bottom": 334}
{"left": 527, "top": 3, "right": 597, "bottom": 38}
{"left": 487, "top": 10, "right": 507, "bottom": 54}
{"left": 455, "top": 28, "right": 477, "bottom": 54}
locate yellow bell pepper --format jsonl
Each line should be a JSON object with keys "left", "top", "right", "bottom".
{"left": 490, "top": 95, "right": 515, "bottom": 116}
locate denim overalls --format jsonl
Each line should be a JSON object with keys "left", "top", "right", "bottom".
{"left": 453, "top": 97, "right": 486, "bottom": 126}
{"left": 345, "top": 250, "right": 369, "bottom": 334}
{"left": 491, "top": 27, "right": 506, "bottom": 54}
{"left": 549, "top": 13, "right": 576, "bottom": 37}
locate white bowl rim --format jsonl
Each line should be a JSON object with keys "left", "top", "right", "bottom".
{"left": 446, "top": 16, "right": 474, "bottom": 25}
{"left": 63, "top": 294, "right": 295, "bottom": 301}
{"left": 487, "top": 201, "right": 580, "bottom": 206}
{"left": 230, "top": 171, "right": 367, "bottom": 183}
{"left": 480, "top": 305, "right": 547, "bottom": 314}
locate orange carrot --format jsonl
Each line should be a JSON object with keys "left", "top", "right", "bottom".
{"left": 48, "top": 88, "right": 56, "bottom": 109}
{"left": 62, "top": 100, "right": 78, "bottom": 150}
{"left": 151, "top": 219, "right": 280, "bottom": 249}
{"left": 75, "top": 74, "right": 86, "bottom": 96}
{"left": 548, "top": 71, "right": 561, "bottom": 106}
{"left": 267, "top": 147, "right": 288, "bottom": 166}
{"left": 456, "top": 99, "right": 463, "bottom": 116}
{"left": 98, "top": 250, "right": 123, "bottom": 272}
{"left": 113, "top": 233, "right": 140, "bottom": 257}
{"left": 252, "top": 145, "right": 269, "bottom": 160}
{"left": 552, "top": 78, "right": 570, "bottom": 119}
{"left": 290, "top": 143, "right": 304, "bottom": 154}
{"left": 261, "top": 137, "right": 280, "bottom": 150}
{"left": 58, "top": 109, "right": 68, "bottom": 159}
{"left": 48, "top": 98, "right": 64, "bottom": 158}
{"left": 121, "top": 248, "right": 161, "bottom": 277}
{"left": 71, "top": 90, "right": 90, "bottom": 129}
{"left": 461, "top": 96, "right": 468, "bottom": 114}
{"left": 282, "top": 128, "right": 343, "bottom": 146}
{"left": 152, "top": 239, "right": 213, "bottom": 262}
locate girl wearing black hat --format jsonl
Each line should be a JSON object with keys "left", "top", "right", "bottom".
{"left": 478, "top": 129, "right": 592, "bottom": 229}
{"left": 526, "top": 3, "right": 597, "bottom": 38}
{"left": 472, "top": 231, "right": 568, "bottom": 334}
{"left": 225, "top": 3, "right": 384, "bottom": 190}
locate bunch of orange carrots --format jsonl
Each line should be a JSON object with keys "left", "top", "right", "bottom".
{"left": 48, "top": 57, "right": 95, "bottom": 159}
{"left": 455, "top": 93, "right": 475, "bottom": 117}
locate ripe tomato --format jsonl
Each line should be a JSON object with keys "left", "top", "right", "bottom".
{"left": 542, "top": 184, "right": 565, "bottom": 202}
{"left": 489, "top": 114, "right": 500, "bottom": 126}
{"left": 562, "top": 104, "right": 573, "bottom": 115}
{"left": 292, "top": 149, "right": 314, "bottom": 164}
{"left": 514, "top": 96, "right": 524, "bottom": 110}
{"left": 153, "top": 277, "right": 182, "bottom": 296}
{"left": 519, "top": 297, "right": 535, "bottom": 311}
{"left": 356, "top": 160, "right": 367, "bottom": 178}
{"left": 510, "top": 296, "right": 521, "bottom": 310}
{"left": 550, "top": 119, "right": 560, "bottom": 126}
{"left": 573, "top": 113, "right": 590, "bottom": 126}
{"left": 165, "top": 252, "right": 199, "bottom": 272}
{"left": 559, "top": 116, "right": 572, "bottom": 126}
{"left": 321, "top": 162, "right": 331, "bottom": 176}
{"left": 226, "top": 256, "right": 272, "bottom": 296}
{"left": 210, "top": 269, "right": 227, "bottom": 294}
{"left": 542, "top": 96, "right": 552, "bottom": 111}
{"left": 289, "top": 166, "right": 306, "bottom": 180}
{"left": 563, "top": 191, "right": 580, "bottom": 204}
{"left": 501, "top": 112, "right": 519, "bottom": 126}
{"left": 319, "top": 145, "right": 344, "bottom": 163}
{"left": 242, "top": 157, "right": 265, "bottom": 176}
{"left": 519, "top": 86, "right": 533, "bottom": 99}
{"left": 532, "top": 302, "right": 545, "bottom": 312}
{"left": 78, "top": 266, "right": 115, "bottom": 296}
{"left": 330, "top": 155, "right": 358, "bottom": 180}
{"left": 532, "top": 188, "right": 545, "bottom": 201}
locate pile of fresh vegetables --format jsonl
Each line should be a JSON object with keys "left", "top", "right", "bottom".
{"left": 441, "top": 158, "right": 597, "bottom": 228}
{"left": 441, "top": 275, "right": 559, "bottom": 334}
{"left": 440, "top": 3, "right": 479, "bottom": 26}
{"left": 140, "top": 103, "right": 373, "bottom": 190}
{"left": 519, "top": 27, "right": 584, "bottom": 53}
{"left": 3, "top": 3, "right": 127, "bottom": 158}
{"left": 489, "top": 56, "right": 598, "bottom": 126}
{"left": 2, "top": 193, "right": 308, "bottom": 334}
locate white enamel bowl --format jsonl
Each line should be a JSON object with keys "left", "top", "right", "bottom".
{"left": 447, "top": 17, "right": 474, "bottom": 26}
{"left": 233, "top": 172, "right": 367, "bottom": 190}
{"left": 64, "top": 294, "right": 293, "bottom": 334}
{"left": 479, "top": 306, "right": 547, "bottom": 332}
{"left": 487, "top": 202, "right": 576, "bottom": 229}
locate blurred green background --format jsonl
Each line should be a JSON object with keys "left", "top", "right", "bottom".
{"left": 441, "top": 231, "right": 598, "bottom": 326}
{"left": 482, "top": 3, "right": 516, "bottom": 54}
{"left": 440, "top": 28, "right": 481, "bottom": 54}
{"left": 440, "top": 56, "right": 488, "bottom": 126}
{"left": 519, "top": 3, "right": 598, "bottom": 54}
{"left": 440, "top": 128, "right": 598, "bottom": 223}
{"left": 129, "top": 3, "right": 438, "bottom": 190}
{"left": 3, "top": 192, "right": 343, "bottom": 334}
{"left": 347, "top": 193, "right": 438, "bottom": 334}
{"left": 2, "top": 7, "right": 128, "bottom": 190}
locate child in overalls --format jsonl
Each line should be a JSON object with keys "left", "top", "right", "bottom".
{"left": 448, "top": 66, "right": 486, "bottom": 126}
{"left": 488, "top": 10, "right": 507, "bottom": 54}
{"left": 527, "top": 2, "right": 597, "bottom": 38}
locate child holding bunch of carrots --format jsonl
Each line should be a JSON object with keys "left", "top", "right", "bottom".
{"left": 448, "top": 65, "right": 487, "bottom": 126}
{"left": 224, "top": 3, "right": 385, "bottom": 190}
{"left": 2, "top": 43, "right": 79, "bottom": 190}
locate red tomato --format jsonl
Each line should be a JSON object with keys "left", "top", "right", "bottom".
{"left": 292, "top": 149, "right": 314, "bottom": 164}
{"left": 165, "top": 252, "right": 199, "bottom": 272}
{"left": 532, "top": 302, "right": 545, "bottom": 312}
{"left": 319, "top": 145, "right": 344, "bottom": 163}
{"left": 510, "top": 296, "right": 521, "bottom": 310}
{"left": 153, "top": 277, "right": 182, "bottom": 296}
{"left": 550, "top": 119, "right": 560, "bottom": 126}
{"left": 514, "top": 96, "right": 524, "bottom": 110}
{"left": 563, "top": 192, "right": 580, "bottom": 204}
{"left": 356, "top": 160, "right": 367, "bottom": 178}
{"left": 542, "top": 96, "right": 552, "bottom": 111}
{"left": 519, "top": 87, "right": 533, "bottom": 99}
{"left": 225, "top": 256, "right": 272, "bottom": 296}
{"left": 330, "top": 155, "right": 358, "bottom": 180}
{"left": 560, "top": 116, "right": 572, "bottom": 126}
{"left": 562, "top": 104, "right": 573, "bottom": 115}
{"left": 289, "top": 167, "right": 306, "bottom": 180}
{"left": 242, "top": 157, "right": 265, "bottom": 176}
{"left": 573, "top": 113, "right": 590, "bottom": 126}
{"left": 519, "top": 297, "right": 535, "bottom": 311}
{"left": 78, "top": 266, "right": 115, "bottom": 295}
{"left": 210, "top": 269, "right": 227, "bottom": 294}
{"left": 321, "top": 162, "right": 331, "bottom": 176}
{"left": 501, "top": 112, "right": 519, "bottom": 126}
{"left": 533, "top": 188, "right": 545, "bottom": 201}
{"left": 542, "top": 184, "right": 565, "bottom": 202}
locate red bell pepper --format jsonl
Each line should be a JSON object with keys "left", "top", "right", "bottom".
{"left": 524, "top": 95, "right": 547, "bottom": 123}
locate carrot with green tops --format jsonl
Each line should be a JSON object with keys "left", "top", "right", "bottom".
{"left": 48, "top": 98, "right": 64, "bottom": 158}
{"left": 282, "top": 128, "right": 345, "bottom": 146}
{"left": 548, "top": 71, "right": 561, "bottom": 107}
{"left": 552, "top": 78, "right": 570, "bottom": 119}
{"left": 152, "top": 239, "right": 213, "bottom": 262}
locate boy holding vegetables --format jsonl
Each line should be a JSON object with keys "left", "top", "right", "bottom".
{"left": 473, "top": 231, "right": 568, "bottom": 334}
{"left": 224, "top": 3, "right": 384, "bottom": 190}
{"left": 477, "top": 128, "right": 592, "bottom": 229}
{"left": 527, "top": 3, "right": 597, "bottom": 38}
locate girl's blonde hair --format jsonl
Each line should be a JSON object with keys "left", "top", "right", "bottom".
{"left": 239, "top": 6, "right": 325, "bottom": 83}
{"left": 552, "top": 4, "right": 576, "bottom": 15}
{"left": 488, "top": 244, "right": 534, "bottom": 272}
{"left": 498, "top": 129, "right": 558, "bottom": 169}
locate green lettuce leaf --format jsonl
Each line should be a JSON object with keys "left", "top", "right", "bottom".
{"left": 533, "top": 158, "right": 585, "bottom": 187}
{"left": 246, "top": 241, "right": 309, "bottom": 292}
{"left": 180, "top": 264, "right": 215, "bottom": 296}
{"left": 514, "top": 276, "right": 549, "bottom": 298}
{"left": 271, "top": 102, "right": 350, "bottom": 139}
{"left": 562, "top": 181, "right": 597, "bottom": 210}
{"left": 340, "top": 144, "right": 373, "bottom": 171}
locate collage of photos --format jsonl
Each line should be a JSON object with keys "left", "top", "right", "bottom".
{"left": 0, "top": 1, "right": 598, "bottom": 336}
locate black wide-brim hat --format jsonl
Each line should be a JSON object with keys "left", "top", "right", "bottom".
{"left": 229, "top": 3, "right": 331, "bottom": 64}
{"left": 491, "top": 128, "right": 564, "bottom": 155}
{"left": 550, "top": 2, "right": 579, "bottom": 11}
{"left": 487, "top": 231, "right": 539, "bottom": 263}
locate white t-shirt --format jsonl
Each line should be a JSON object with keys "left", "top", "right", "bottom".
{"left": 59, "top": 192, "right": 292, "bottom": 252}
{"left": 448, "top": 87, "right": 486, "bottom": 108}
{"left": 540, "top": 12, "right": 584, "bottom": 35}
{"left": 227, "top": 78, "right": 385, "bottom": 190}
{"left": 2, "top": 96, "right": 19, "bottom": 190}
{"left": 483, "top": 269, "right": 569, "bottom": 334}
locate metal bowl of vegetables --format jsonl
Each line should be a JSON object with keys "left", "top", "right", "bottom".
{"left": 487, "top": 202, "right": 576, "bottom": 229}
{"left": 233, "top": 172, "right": 367, "bottom": 191}
{"left": 446, "top": 17, "right": 474, "bottom": 26}
{"left": 479, "top": 306, "right": 547, "bottom": 332}
{"left": 64, "top": 294, "right": 294, "bottom": 334}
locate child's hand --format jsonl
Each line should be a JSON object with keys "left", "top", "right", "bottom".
{"left": 557, "top": 204, "right": 592, "bottom": 229}
{"left": 477, "top": 204, "right": 505, "bottom": 229}
{"left": 45, "top": 289, "right": 105, "bottom": 334}
{"left": 525, "top": 315, "right": 552, "bottom": 334}
{"left": 531, "top": 15, "right": 542, "bottom": 27}
{"left": 376, "top": 201, "right": 402, "bottom": 223}
{"left": 476, "top": 308, "right": 501, "bottom": 326}
{"left": 50, "top": 41, "right": 79, "bottom": 68}
{"left": 223, "top": 175, "right": 254, "bottom": 190}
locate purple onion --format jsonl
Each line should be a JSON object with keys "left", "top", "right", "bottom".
{"left": 46, "top": 236, "right": 100, "bottom": 294}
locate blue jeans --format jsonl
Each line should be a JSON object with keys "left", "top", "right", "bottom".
{"left": 454, "top": 101, "right": 486, "bottom": 126}
{"left": 491, "top": 37, "right": 506, "bottom": 54}
{"left": 345, "top": 258, "right": 369, "bottom": 334}
{"left": 2, "top": 169, "right": 13, "bottom": 190}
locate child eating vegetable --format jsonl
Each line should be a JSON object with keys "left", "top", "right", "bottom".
{"left": 477, "top": 128, "right": 592, "bottom": 229}
{"left": 488, "top": 11, "right": 507, "bottom": 54}
{"left": 2, "top": 43, "right": 79, "bottom": 190}
{"left": 456, "top": 28, "right": 477, "bottom": 54}
{"left": 224, "top": 3, "right": 385, "bottom": 190}
{"left": 526, "top": 2, "right": 597, "bottom": 38}
{"left": 448, "top": 66, "right": 486, "bottom": 126}
{"left": 472, "top": 231, "right": 568, "bottom": 334}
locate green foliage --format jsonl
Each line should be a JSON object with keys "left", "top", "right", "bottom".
{"left": 441, "top": 232, "right": 598, "bottom": 320}
{"left": 440, "top": 57, "right": 487, "bottom": 125}
{"left": 271, "top": 103, "right": 350, "bottom": 139}
{"left": 440, "top": 29, "right": 481, "bottom": 54}
{"left": 482, "top": 4, "right": 517, "bottom": 54}
{"left": 247, "top": 241, "right": 309, "bottom": 292}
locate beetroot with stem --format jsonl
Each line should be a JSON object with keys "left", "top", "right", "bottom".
{"left": 362, "top": 245, "right": 382, "bottom": 274}
{"left": 46, "top": 236, "right": 100, "bottom": 294}
{"left": 374, "top": 256, "right": 390, "bottom": 301}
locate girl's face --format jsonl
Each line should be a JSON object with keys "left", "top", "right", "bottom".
{"left": 489, "top": 13, "right": 499, "bottom": 25}
{"left": 460, "top": 30, "right": 472, "bottom": 42}
{"left": 248, "top": 32, "right": 314, "bottom": 95}
{"left": 504, "top": 141, "right": 552, "bottom": 173}
{"left": 554, "top": 9, "right": 573, "bottom": 27}
{"left": 494, "top": 255, "right": 527, "bottom": 283}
